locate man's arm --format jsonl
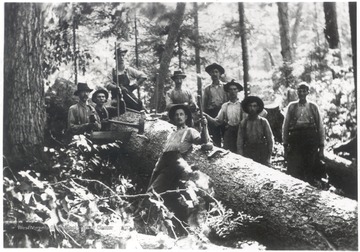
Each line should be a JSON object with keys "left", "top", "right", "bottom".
{"left": 282, "top": 104, "right": 292, "bottom": 159}
{"left": 312, "top": 103, "right": 325, "bottom": 158}
{"left": 264, "top": 118, "right": 274, "bottom": 162}
{"left": 204, "top": 104, "right": 226, "bottom": 126}
{"left": 67, "top": 106, "right": 88, "bottom": 134}
{"left": 127, "top": 67, "right": 147, "bottom": 91}
{"left": 165, "top": 90, "right": 174, "bottom": 111}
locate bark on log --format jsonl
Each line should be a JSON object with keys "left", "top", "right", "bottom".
{"left": 323, "top": 151, "right": 357, "bottom": 199}
{"left": 118, "top": 116, "right": 357, "bottom": 250}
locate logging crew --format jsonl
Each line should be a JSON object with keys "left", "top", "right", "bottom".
{"left": 282, "top": 82, "right": 325, "bottom": 183}
{"left": 147, "top": 104, "right": 211, "bottom": 194}
{"left": 106, "top": 46, "right": 147, "bottom": 111}
{"left": 205, "top": 80, "right": 244, "bottom": 153}
{"left": 237, "top": 96, "right": 274, "bottom": 166}
{"left": 202, "top": 63, "right": 228, "bottom": 147}
{"left": 67, "top": 82, "right": 101, "bottom": 136}
{"left": 92, "top": 88, "right": 121, "bottom": 131}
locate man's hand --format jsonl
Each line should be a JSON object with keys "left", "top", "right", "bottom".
{"left": 201, "top": 116, "right": 208, "bottom": 126}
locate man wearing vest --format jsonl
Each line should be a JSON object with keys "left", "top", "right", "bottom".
{"left": 282, "top": 82, "right": 325, "bottom": 184}
{"left": 205, "top": 80, "right": 244, "bottom": 153}
{"left": 237, "top": 96, "right": 274, "bottom": 166}
{"left": 202, "top": 63, "right": 228, "bottom": 147}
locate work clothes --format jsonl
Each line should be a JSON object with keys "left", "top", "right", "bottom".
{"left": 67, "top": 101, "right": 101, "bottom": 135}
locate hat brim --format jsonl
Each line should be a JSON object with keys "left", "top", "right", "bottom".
{"left": 171, "top": 74, "right": 186, "bottom": 80}
{"left": 168, "top": 104, "right": 192, "bottom": 126}
{"left": 205, "top": 64, "right": 225, "bottom": 75}
{"left": 241, "top": 96, "right": 264, "bottom": 114}
{"left": 224, "top": 82, "right": 243, "bottom": 92}
{"left": 92, "top": 89, "right": 109, "bottom": 102}
{"left": 74, "top": 88, "right": 93, "bottom": 96}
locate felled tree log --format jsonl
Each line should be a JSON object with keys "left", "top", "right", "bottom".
{"left": 118, "top": 116, "right": 358, "bottom": 250}
{"left": 323, "top": 151, "right": 357, "bottom": 199}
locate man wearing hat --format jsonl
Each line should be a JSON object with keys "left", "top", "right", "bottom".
{"left": 147, "top": 104, "right": 211, "bottom": 194}
{"left": 282, "top": 82, "right": 325, "bottom": 183}
{"left": 92, "top": 88, "right": 125, "bottom": 131}
{"left": 237, "top": 96, "right": 274, "bottom": 166}
{"left": 68, "top": 83, "right": 101, "bottom": 136}
{"left": 165, "top": 70, "right": 197, "bottom": 112}
{"left": 202, "top": 63, "right": 228, "bottom": 147}
{"left": 205, "top": 80, "right": 244, "bottom": 153}
{"left": 106, "top": 46, "right": 147, "bottom": 111}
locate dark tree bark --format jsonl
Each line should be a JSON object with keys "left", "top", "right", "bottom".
{"left": 118, "top": 117, "right": 357, "bottom": 250}
{"left": 238, "top": 2, "right": 250, "bottom": 98}
{"left": 155, "top": 3, "right": 186, "bottom": 112}
{"left": 348, "top": 2, "right": 357, "bottom": 92}
{"left": 323, "top": 2, "right": 341, "bottom": 49}
{"left": 290, "top": 3, "right": 303, "bottom": 58}
{"left": 4, "top": 3, "right": 46, "bottom": 168}
{"left": 193, "top": 2, "right": 201, "bottom": 92}
{"left": 277, "top": 2, "right": 292, "bottom": 64}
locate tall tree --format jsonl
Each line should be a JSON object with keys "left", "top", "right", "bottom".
{"left": 290, "top": 3, "right": 303, "bottom": 58}
{"left": 238, "top": 2, "right": 250, "bottom": 98}
{"left": 323, "top": 2, "right": 342, "bottom": 66}
{"left": 4, "top": 3, "right": 46, "bottom": 167}
{"left": 193, "top": 2, "right": 201, "bottom": 94}
{"left": 277, "top": 2, "right": 292, "bottom": 64}
{"left": 348, "top": 2, "right": 356, "bottom": 90}
{"left": 155, "top": 2, "right": 186, "bottom": 112}
{"left": 323, "top": 2, "right": 340, "bottom": 49}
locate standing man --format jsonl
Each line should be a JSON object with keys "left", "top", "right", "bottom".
{"left": 165, "top": 70, "right": 197, "bottom": 112}
{"left": 282, "top": 82, "right": 325, "bottom": 183}
{"left": 205, "top": 80, "right": 244, "bottom": 153}
{"left": 202, "top": 63, "right": 228, "bottom": 147}
{"left": 106, "top": 46, "right": 147, "bottom": 111}
{"left": 237, "top": 96, "right": 274, "bottom": 166}
{"left": 67, "top": 83, "right": 101, "bottom": 136}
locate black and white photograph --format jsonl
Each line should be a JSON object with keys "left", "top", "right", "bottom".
{"left": 2, "top": 1, "right": 357, "bottom": 249}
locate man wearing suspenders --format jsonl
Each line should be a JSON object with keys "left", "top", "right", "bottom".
{"left": 282, "top": 82, "right": 325, "bottom": 183}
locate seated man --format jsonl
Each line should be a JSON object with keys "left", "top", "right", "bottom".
{"left": 147, "top": 104, "right": 211, "bottom": 193}
{"left": 67, "top": 82, "right": 101, "bottom": 136}
{"left": 237, "top": 96, "right": 274, "bottom": 166}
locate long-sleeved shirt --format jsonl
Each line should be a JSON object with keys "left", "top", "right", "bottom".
{"left": 67, "top": 101, "right": 101, "bottom": 135}
{"left": 107, "top": 66, "right": 147, "bottom": 90}
{"left": 282, "top": 100, "right": 325, "bottom": 146}
{"left": 212, "top": 99, "right": 244, "bottom": 126}
{"left": 165, "top": 87, "right": 197, "bottom": 111}
{"left": 163, "top": 126, "right": 202, "bottom": 154}
{"left": 237, "top": 116, "right": 274, "bottom": 155}
{"left": 202, "top": 82, "right": 228, "bottom": 111}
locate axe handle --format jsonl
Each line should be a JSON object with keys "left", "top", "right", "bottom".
{"left": 108, "top": 120, "right": 138, "bottom": 127}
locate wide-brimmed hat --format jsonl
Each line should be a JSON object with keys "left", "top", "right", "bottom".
{"left": 205, "top": 63, "right": 225, "bottom": 75}
{"left": 171, "top": 70, "right": 187, "bottom": 80}
{"left": 224, "top": 79, "right": 243, "bottom": 92}
{"left": 297, "top": 82, "right": 310, "bottom": 90}
{"left": 74, "top": 82, "right": 93, "bottom": 96}
{"left": 168, "top": 104, "right": 192, "bottom": 126}
{"left": 92, "top": 89, "right": 109, "bottom": 103}
{"left": 241, "top": 96, "right": 264, "bottom": 114}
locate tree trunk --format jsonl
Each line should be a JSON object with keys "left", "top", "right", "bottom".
{"left": 193, "top": 2, "right": 201, "bottom": 92}
{"left": 238, "top": 3, "right": 250, "bottom": 98}
{"left": 119, "top": 118, "right": 357, "bottom": 250}
{"left": 323, "top": 2, "right": 340, "bottom": 49}
{"left": 290, "top": 3, "right": 303, "bottom": 58}
{"left": 4, "top": 3, "right": 46, "bottom": 168}
{"left": 323, "top": 151, "right": 357, "bottom": 199}
{"left": 156, "top": 3, "right": 186, "bottom": 112}
{"left": 348, "top": 2, "right": 357, "bottom": 92}
{"left": 277, "top": 2, "right": 292, "bottom": 64}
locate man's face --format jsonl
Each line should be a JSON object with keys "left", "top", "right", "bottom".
{"left": 247, "top": 102, "right": 259, "bottom": 115}
{"left": 173, "top": 76, "right": 183, "bottom": 86}
{"left": 297, "top": 88, "right": 309, "bottom": 100}
{"left": 210, "top": 68, "right": 221, "bottom": 81}
{"left": 174, "top": 108, "right": 187, "bottom": 126}
{"left": 117, "top": 52, "right": 126, "bottom": 65}
{"left": 227, "top": 85, "right": 239, "bottom": 99}
{"left": 95, "top": 93, "right": 107, "bottom": 105}
{"left": 79, "top": 91, "right": 90, "bottom": 102}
